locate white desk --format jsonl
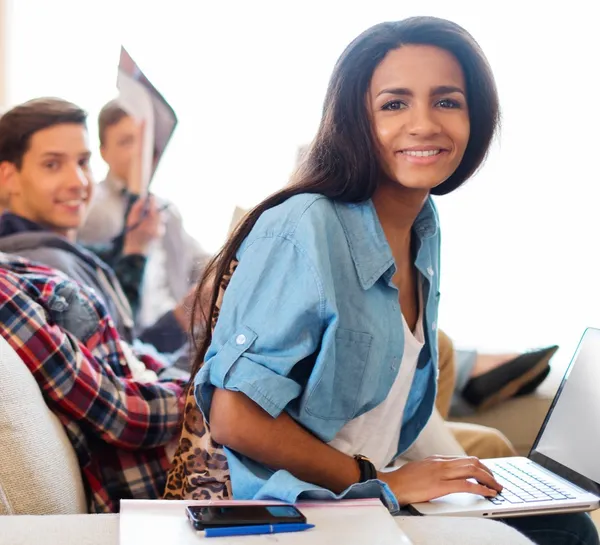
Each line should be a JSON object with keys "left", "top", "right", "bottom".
{"left": 0, "top": 511, "right": 533, "bottom": 545}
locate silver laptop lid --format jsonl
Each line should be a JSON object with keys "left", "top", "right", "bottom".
{"left": 529, "top": 327, "right": 600, "bottom": 496}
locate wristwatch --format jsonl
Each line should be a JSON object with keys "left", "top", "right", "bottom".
{"left": 354, "top": 454, "right": 377, "bottom": 482}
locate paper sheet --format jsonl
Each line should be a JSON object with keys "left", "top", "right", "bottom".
{"left": 115, "top": 46, "right": 178, "bottom": 192}
{"left": 119, "top": 499, "right": 412, "bottom": 545}
{"left": 115, "top": 69, "right": 155, "bottom": 193}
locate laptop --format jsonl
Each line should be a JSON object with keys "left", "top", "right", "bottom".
{"left": 410, "top": 328, "right": 600, "bottom": 518}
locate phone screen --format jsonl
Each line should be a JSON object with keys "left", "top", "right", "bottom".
{"left": 186, "top": 504, "right": 306, "bottom": 530}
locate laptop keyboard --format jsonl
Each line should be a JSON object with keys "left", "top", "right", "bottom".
{"left": 488, "top": 461, "right": 578, "bottom": 505}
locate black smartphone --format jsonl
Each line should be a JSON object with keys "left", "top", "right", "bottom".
{"left": 186, "top": 504, "right": 307, "bottom": 530}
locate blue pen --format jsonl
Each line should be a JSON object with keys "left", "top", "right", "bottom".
{"left": 205, "top": 523, "right": 315, "bottom": 538}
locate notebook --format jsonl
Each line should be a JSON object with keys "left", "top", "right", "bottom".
{"left": 119, "top": 498, "right": 412, "bottom": 544}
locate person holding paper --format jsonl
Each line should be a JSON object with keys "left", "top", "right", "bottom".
{"left": 166, "top": 17, "right": 598, "bottom": 545}
{"left": 79, "top": 100, "right": 210, "bottom": 331}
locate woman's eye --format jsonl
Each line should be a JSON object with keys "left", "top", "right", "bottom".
{"left": 382, "top": 100, "right": 406, "bottom": 111}
{"left": 437, "top": 98, "right": 462, "bottom": 109}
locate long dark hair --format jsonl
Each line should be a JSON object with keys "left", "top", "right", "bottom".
{"left": 189, "top": 16, "right": 500, "bottom": 381}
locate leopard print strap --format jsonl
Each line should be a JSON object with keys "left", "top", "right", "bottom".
{"left": 163, "top": 260, "right": 239, "bottom": 500}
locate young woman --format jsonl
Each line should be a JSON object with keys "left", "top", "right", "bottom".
{"left": 167, "top": 16, "right": 598, "bottom": 544}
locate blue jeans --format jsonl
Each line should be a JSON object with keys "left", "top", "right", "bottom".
{"left": 503, "top": 512, "right": 599, "bottom": 545}
{"left": 450, "top": 348, "right": 479, "bottom": 416}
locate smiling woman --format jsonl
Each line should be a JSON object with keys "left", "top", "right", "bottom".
{"left": 369, "top": 45, "right": 471, "bottom": 194}
{"left": 179, "top": 17, "right": 501, "bottom": 507}
{"left": 161, "top": 16, "right": 600, "bottom": 545}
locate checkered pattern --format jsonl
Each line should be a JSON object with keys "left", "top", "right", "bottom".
{"left": 0, "top": 253, "right": 185, "bottom": 513}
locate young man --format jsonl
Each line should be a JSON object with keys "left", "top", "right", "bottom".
{"left": 0, "top": 98, "right": 191, "bottom": 353}
{"left": 79, "top": 100, "right": 209, "bottom": 329}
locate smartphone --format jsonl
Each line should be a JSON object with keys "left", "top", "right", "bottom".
{"left": 186, "top": 504, "right": 307, "bottom": 530}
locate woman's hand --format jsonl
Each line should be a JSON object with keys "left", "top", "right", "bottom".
{"left": 379, "top": 455, "right": 503, "bottom": 505}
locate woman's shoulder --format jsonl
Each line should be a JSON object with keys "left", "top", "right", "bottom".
{"left": 238, "top": 194, "right": 356, "bottom": 259}
{"left": 244, "top": 193, "right": 342, "bottom": 243}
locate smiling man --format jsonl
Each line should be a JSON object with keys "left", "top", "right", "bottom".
{"left": 2, "top": 102, "right": 93, "bottom": 232}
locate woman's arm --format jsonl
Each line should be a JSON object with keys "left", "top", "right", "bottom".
{"left": 204, "top": 237, "right": 502, "bottom": 504}
{"left": 211, "top": 389, "right": 502, "bottom": 504}
{"left": 210, "top": 388, "right": 361, "bottom": 493}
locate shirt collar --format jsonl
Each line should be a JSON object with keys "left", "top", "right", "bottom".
{"left": 334, "top": 197, "right": 439, "bottom": 290}
{"left": 105, "top": 172, "right": 127, "bottom": 194}
{"left": 0, "top": 212, "right": 46, "bottom": 237}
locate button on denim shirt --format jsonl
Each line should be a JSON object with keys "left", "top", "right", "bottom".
{"left": 195, "top": 193, "right": 441, "bottom": 513}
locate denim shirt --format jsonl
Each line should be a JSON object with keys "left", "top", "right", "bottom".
{"left": 194, "top": 193, "right": 441, "bottom": 513}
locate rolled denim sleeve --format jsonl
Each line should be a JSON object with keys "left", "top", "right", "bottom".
{"left": 196, "top": 235, "right": 325, "bottom": 419}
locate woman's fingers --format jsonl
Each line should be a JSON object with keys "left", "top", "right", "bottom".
{"left": 441, "top": 460, "right": 502, "bottom": 492}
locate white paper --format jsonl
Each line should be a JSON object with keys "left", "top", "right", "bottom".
{"left": 119, "top": 499, "right": 412, "bottom": 545}
{"left": 115, "top": 47, "right": 178, "bottom": 192}
{"left": 116, "top": 69, "right": 155, "bottom": 194}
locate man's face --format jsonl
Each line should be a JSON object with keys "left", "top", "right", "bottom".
{"left": 100, "top": 115, "right": 137, "bottom": 183}
{"left": 6, "top": 123, "right": 93, "bottom": 236}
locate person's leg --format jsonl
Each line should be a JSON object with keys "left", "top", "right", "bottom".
{"left": 451, "top": 348, "right": 479, "bottom": 416}
{"left": 446, "top": 421, "right": 517, "bottom": 458}
{"left": 503, "top": 512, "right": 599, "bottom": 545}
{"left": 437, "top": 331, "right": 518, "bottom": 458}
{"left": 451, "top": 346, "right": 558, "bottom": 414}
{"left": 436, "top": 329, "right": 457, "bottom": 419}
{"left": 462, "top": 346, "right": 558, "bottom": 410}
{"left": 455, "top": 348, "right": 478, "bottom": 391}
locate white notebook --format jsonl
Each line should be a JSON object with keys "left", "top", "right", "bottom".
{"left": 119, "top": 498, "right": 412, "bottom": 545}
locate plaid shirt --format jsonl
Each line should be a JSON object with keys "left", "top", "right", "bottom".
{"left": 0, "top": 253, "right": 186, "bottom": 513}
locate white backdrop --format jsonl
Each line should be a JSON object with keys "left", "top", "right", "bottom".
{"left": 4, "top": 0, "right": 600, "bottom": 364}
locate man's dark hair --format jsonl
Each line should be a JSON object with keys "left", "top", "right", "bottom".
{"left": 0, "top": 97, "right": 87, "bottom": 169}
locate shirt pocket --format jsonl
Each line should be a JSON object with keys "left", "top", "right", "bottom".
{"left": 305, "top": 328, "right": 373, "bottom": 421}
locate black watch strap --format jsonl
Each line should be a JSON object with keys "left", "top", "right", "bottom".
{"left": 354, "top": 454, "right": 377, "bottom": 482}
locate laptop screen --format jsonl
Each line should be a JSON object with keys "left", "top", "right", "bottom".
{"left": 529, "top": 328, "right": 600, "bottom": 496}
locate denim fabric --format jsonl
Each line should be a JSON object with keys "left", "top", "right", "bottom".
{"left": 451, "top": 348, "right": 478, "bottom": 416}
{"left": 504, "top": 512, "right": 599, "bottom": 545}
{"left": 194, "top": 193, "right": 442, "bottom": 512}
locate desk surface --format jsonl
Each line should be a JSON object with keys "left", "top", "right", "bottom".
{"left": 0, "top": 508, "right": 534, "bottom": 545}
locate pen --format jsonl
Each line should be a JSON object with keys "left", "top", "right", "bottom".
{"left": 204, "top": 523, "right": 315, "bottom": 538}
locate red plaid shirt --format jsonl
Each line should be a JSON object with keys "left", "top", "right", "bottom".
{"left": 0, "top": 254, "right": 186, "bottom": 513}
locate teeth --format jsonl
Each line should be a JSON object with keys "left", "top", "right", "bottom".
{"left": 403, "top": 150, "right": 441, "bottom": 157}
{"left": 62, "top": 200, "right": 83, "bottom": 206}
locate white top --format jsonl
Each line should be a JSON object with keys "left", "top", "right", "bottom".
{"left": 329, "top": 288, "right": 425, "bottom": 470}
